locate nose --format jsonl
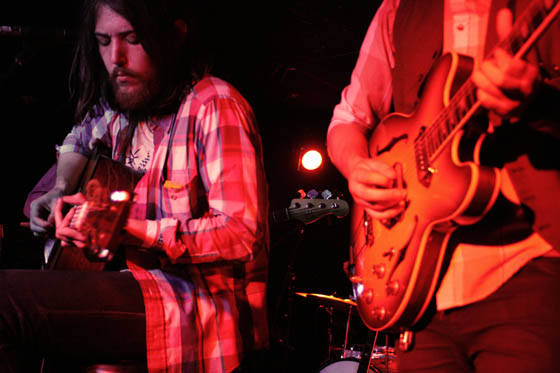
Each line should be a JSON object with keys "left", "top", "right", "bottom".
{"left": 110, "top": 39, "right": 127, "bottom": 67}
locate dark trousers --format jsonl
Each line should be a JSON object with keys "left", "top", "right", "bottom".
{"left": 397, "top": 257, "right": 560, "bottom": 373}
{"left": 0, "top": 269, "right": 146, "bottom": 372}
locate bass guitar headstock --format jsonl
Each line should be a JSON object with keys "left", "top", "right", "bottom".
{"left": 271, "top": 189, "right": 349, "bottom": 225}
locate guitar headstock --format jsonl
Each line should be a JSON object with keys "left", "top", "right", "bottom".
{"left": 287, "top": 198, "right": 350, "bottom": 224}
{"left": 272, "top": 189, "right": 350, "bottom": 225}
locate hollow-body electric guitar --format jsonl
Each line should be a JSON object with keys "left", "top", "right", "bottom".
{"left": 350, "top": 0, "right": 560, "bottom": 331}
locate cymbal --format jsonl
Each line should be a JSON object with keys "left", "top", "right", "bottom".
{"left": 296, "top": 292, "right": 357, "bottom": 311}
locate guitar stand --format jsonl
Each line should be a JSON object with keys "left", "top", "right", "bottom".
{"left": 270, "top": 222, "right": 306, "bottom": 369}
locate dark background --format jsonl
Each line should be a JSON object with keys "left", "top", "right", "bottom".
{"left": 0, "top": 2, "right": 388, "bottom": 371}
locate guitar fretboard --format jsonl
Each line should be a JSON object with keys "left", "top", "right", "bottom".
{"left": 415, "top": 0, "right": 560, "bottom": 172}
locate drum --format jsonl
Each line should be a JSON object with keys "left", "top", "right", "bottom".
{"left": 341, "top": 346, "right": 362, "bottom": 359}
{"left": 340, "top": 345, "right": 395, "bottom": 359}
{"left": 319, "top": 358, "right": 374, "bottom": 373}
{"left": 320, "top": 347, "right": 398, "bottom": 373}
{"left": 371, "top": 346, "right": 397, "bottom": 373}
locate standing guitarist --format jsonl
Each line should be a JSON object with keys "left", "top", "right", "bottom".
{"left": 327, "top": 0, "right": 560, "bottom": 371}
{"left": 3, "top": 0, "right": 269, "bottom": 372}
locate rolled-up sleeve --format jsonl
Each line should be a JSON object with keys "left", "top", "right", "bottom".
{"left": 58, "top": 102, "right": 119, "bottom": 157}
{"left": 136, "top": 80, "right": 268, "bottom": 265}
{"left": 328, "top": 0, "right": 399, "bottom": 136}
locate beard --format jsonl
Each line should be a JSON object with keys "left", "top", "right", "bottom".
{"left": 109, "top": 67, "right": 161, "bottom": 111}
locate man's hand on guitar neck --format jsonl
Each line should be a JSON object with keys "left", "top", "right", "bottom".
{"left": 29, "top": 188, "right": 65, "bottom": 237}
{"left": 29, "top": 152, "right": 89, "bottom": 237}
{"left": 472, "top": 8, "right": 542, "bottom": 122}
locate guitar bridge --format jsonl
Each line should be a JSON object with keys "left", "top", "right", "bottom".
{"left": 415, "top": 147, "right": 433, "bottom": 187}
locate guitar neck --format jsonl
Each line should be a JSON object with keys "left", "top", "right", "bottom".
{"left": 500, "top": 0, "right": 560, "bottom": 58}
{"left": 419, "top": 0, "right": 560, "bottom": 163}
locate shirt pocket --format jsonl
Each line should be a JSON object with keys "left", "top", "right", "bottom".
{"left": 161, "top": 179, "right": 190, "bottom": 218}
{"left": 160, "top": 175, "right": 208, "bottom": 219}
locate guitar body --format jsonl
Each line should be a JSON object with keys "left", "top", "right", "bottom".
{"left": 46, "top": 152, "right": 143, "bottom": 271}
{"left": 351, "top": 53, "right": 501, "bottom": 331}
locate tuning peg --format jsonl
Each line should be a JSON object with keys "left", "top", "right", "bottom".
{"left": 321, "top": 189, "right": 332, "bottom": 199}
{"left": 306, "top": 189, "right": 319, "bottom": 199}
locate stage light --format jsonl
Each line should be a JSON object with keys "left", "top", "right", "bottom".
{"left": 300, "top": 149, "right": 323, "bottom": 171}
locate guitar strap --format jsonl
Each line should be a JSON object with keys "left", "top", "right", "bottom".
{"left": 116, "top": 114, "right": 139, "bottom": 164}
{"left": 479, "top": 0, "right": 560, "bottom": 250}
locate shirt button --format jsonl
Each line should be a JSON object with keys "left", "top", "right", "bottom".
{"left": 457, "top": 24, "right": 464, "bottom": 31}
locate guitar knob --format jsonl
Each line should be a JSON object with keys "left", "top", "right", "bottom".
{"left": 372, "top": 263, "right": 386, "bottom": 278}
{"left": 386, "top": 280, "right": 400, "bottom": 296}
{"left": 362, "top": 288, "right": 374, "bottom": 304}
{"left": 382, "top": 248, "right": 396, "bottom": 260}
{"left": 292, "top": 202, "right": 301, "bottom": 208}
{"left": 371, "top": 306, "right": 386, "bottom": 321}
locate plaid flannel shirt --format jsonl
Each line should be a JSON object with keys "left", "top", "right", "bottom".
{"left": 60, "top": 76, "right": 270, "bottom": 372}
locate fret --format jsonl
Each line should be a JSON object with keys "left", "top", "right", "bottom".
{"left": 453, "top": 107, "right": 461, "bottom": 127}
{"left": 416, "top": 0, "right": 559, "bottom": 167}
{"left": 445, "top": 117, "right": 454, "bottom": 137}
{"left": 431, "top": 126, "right": 441, "bottom": 154}
{"left": 466, "top": 88, "right": 475, "bottom": 109}
{"left": 428, "top": 132, "right": 436, "bottom": 157}
{"left": 437, "top": 122, "right": 446, "bottom": 144}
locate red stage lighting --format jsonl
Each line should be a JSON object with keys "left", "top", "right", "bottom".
{"left": 299, "top": 149, "right": 323, "bottom": 171}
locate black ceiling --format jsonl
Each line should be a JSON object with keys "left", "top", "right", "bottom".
{"left": 1, "top": 1, "right": 381, "bottom": 216}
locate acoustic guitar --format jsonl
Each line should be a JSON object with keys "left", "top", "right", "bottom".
{"left": 45, "top": 148, "right": 143, "bottom": 271}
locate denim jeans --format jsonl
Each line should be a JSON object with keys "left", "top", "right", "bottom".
{"left": 397, "top": 257, "right": 560, "bottom": 373}
{"left": 0, "top": 269, "right": 146, "bottom": 372}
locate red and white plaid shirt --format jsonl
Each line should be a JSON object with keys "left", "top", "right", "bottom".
{"left": 61, "top": 76, "right": 270, "bottom": 372}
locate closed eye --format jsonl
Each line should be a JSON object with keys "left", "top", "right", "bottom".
{"left": 95, "top": 33, "right": 111, "bottom": 47}
{"left": 125, "top": 32, "right": 140, "bottom": 45}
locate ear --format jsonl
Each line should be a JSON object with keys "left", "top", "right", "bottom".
{"left": 174, "top": 19, "right": 187, "bottom": 43}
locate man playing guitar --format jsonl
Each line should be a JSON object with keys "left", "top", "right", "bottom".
{"left": 327, "top": 0, "right": 560, "bottom": 371}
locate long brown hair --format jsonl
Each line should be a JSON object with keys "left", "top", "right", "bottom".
{"left": 69, "top": 0, "right": 209, "bottom": 121}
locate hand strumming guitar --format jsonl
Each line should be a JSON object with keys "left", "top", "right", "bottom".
{"left": 53, "top": 179, "right": 136, "bottom": 258}
{"left": 347, "top": 157, "right": 407, "bottom": 220}
{"left": 54, "top": 193, "right": 88, "bottom": 248}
